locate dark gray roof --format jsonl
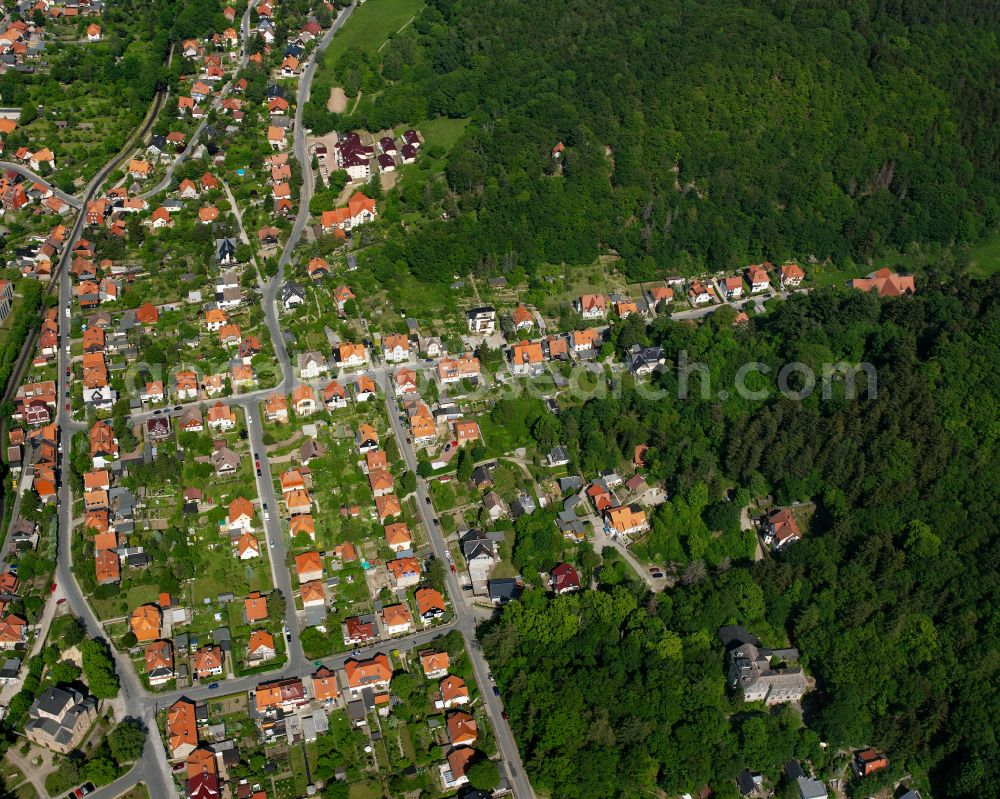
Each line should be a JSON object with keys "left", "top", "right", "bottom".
{"left": 488, "top": 579, "right": 519, "bottom": 603}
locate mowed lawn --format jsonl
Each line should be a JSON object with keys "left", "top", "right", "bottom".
{"left": 415, "top": 116, "right": 470, "bottom": 152}
{"left": 324, "top": 0, "right": 425, "bottom": 65}
{"left": 967, "top": 229, "right": 1000, "bottom": 278}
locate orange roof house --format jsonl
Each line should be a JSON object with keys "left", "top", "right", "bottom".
{"left": 375, "top": 494, "right": 402, "bottom": 521}
{"left": 382, "top": 603, "right": 413, "bottom": 633}
{"left": 849, "top": 268, "right": 915, "bottom": 297}
{"left": 312, "top": 666, "right": 339, "bottom": 702}
{"left": 290, "top": 514, "right": 315, "bottom": 540}
{"left": 145, "top": 640, "right": 173, "bottom": 683}
{"left": 447, "top": 711, "right": 478, "bottom": 745}
{"left": 344, "top": 654, "right": 392, "bottom": 691}
{"left": 244, "top": 592, "right": 268, "bottom": 623}
{"left": 94, "top": 549, "right": 120, "bottom": 585}
{"left": 300, "top": 580, "right": 325, "bottom": 607}
{"left": 236, "top": 532, "right": 260, "bottom": 559}
{"left": 511, "top": 305, "right": 533, "bottom": 329}
{"left": 437, "top": 674, "right": 469, "bottom": 708}
{"left": 130, "top": 604, "right": 162, "bottom": 642}
{"left": 420, "top": 650, "right": 450, "bottom": 678}
{"left": 416, "top": 587, "right": 446, "bottom": 619}
{"left": 454, "top": 420, "right": 480, "bottom": 444}
{"left": 247, "top": 630, "right": 276, "bottom": 660}
{"left": 511, "top": 340, "right": 543, "bottom": 372}
{"left": 384, "top": 522, "right": 412, "bottom": 552}
{"left": 294, "top": 551, "right": 323, "bottom": 583}
{"left": 192, "top": 645, "right": 223, "bottom": 678}
{"left": 167, "top": 699, "right": 198, "bottom": 759}
{"left": 779, "top": 263, "right": 805, "bottom": 286}
{"left": 369, "top": 469, "right": 394, "bottom": 496}
{"left": 606, "top": 504, "right": 649, "bottom": 536}
{"left": 387, "top": 556, "right": 420, "bottom": 585}
{"left": 447, "top": 747, "right": 476, "bottom": 784}
{"left": 136, "top": 303, "right": 159, "bottom": 326}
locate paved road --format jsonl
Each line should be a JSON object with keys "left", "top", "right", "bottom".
{"left": 380, "top": 376, "right": 535, "bottom": 798}
{"left": 670, "top": 288, "right": 794, "bottom": 320}
{"left": 0, "top": 161, "right": 82, "bottom": 207}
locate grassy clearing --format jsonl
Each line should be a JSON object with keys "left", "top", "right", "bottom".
{"left": 323, "top": 0, "right": 425, "bottom": 65}
{"left": 967, "top": 229, "right": 1000, "bottom": 278}
{"left": 409, "top": 117, "right": 470, "bottom": 153}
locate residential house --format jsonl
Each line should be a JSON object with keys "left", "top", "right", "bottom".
{"left": 849, "top": 268, "right": 915, "bottom": 297}
{"left": 384, "top": 523, "right": 412, "bottom": 553}
{"left": 383, "top": 333, "right": 410, "bottom": 363}
{"left": 720, "top": 625, "right": 808, "bottom": 705}
{"left": 510, "top": 340, "right": 544, "bottom": 376}
{"left": 763, "top": 508, "right": 801, "bottom": 549}
{"left": 312, "top": 666, "right": 339, "bottom": 704}
{"left": 447, "top": 711, "right": 477, "bottom": 746}
{"left": 297, "top": 351, "right": 328, "bottom": 379}
{"left": 387, "top": 557, "right": 420, "bottom": 589}
{"left": 24, "top": 687, "right": 98, "bottom": 754}
{"left": 780, "top": 263, "right": 805, "bottom": 288}
{"left": 344, "top": 654, "right": 392, "bottom": 697}
{"left": 247, "top": 630, "right": 276, "bottom": 663}
{"left": 435, "top": 675, "right": 469, "bottom": 710}
{"left": 437, "top": 354, "right": 480, "bottom": 385}
{"left": 575, "top": 294, "right": 607, "bottom": 319}
{"left": 550, "top": 562, "right": 581, "bottom": 594}
{"left": 336, "top": 342, "right": 368, "bottom": 368}
{"left": 415, "top": 587, "right": 446, "bottom": 622}
{"left": 746, "top": 264, "right": 771, "bottom": 292}
{"left": 420, "top": 651, "right": 449, "bottom": 680}
{"left": 606, "top": 504, "right": 649, "bottom": 538}
{"left": 167, "top": 699, "right": 198, "bottom": 759}
{"left": 193, "top": 645, "right": 224, "bottom": 679}
{"left": 320, "top": 192, "right": 377, "bottom": 233}
{"left": 207, "top": 402, "right": 237, "bottom": 431}
{"left": 646, "top": 286, "right": 674, "bottom": 310}
{"left": 688, "top": 280, "right": 714, "bottom": 305}
{"left": 294, "top": 551, "right": 323, "bottom": 583}
{"left": 465, "top": 306, "right": 496, "bottom": 335}
{"left": 381, "top": 604, "right": 413, "bottom": 636}
{"left": 323, "top": 380, "right": 348, "bottom": 409}
{"left": 291, "top": 384, "right": 317, "bottom": 416}
{"left": 145, "top": 640, "right": 174, "bottom": 686}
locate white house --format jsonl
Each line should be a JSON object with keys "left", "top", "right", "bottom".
{"left": 297, "top": 351, "right": 329, "bottom": 379}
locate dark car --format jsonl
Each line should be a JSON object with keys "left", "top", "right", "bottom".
{"left": 208, "top": 682, "right": 219, "bottom": 689}
{"left": 492, "top": 685, "right": 500, "bottom": 696}
{"left": 502, "top": 710, "right": 509, "bottom": 720}
{"left": 174, "top": 405, "right": 182, "bottom": 411}
{"left": 425, "top": 497, "right": 431, "bottom": 505}
{"left": 449, "top": 563, "right": 456, "bottom": 573}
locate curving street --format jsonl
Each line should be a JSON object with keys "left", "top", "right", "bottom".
{"left": 0, "top": 161, "right": 82, "bottom": 208}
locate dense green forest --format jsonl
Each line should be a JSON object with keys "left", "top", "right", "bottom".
{"left": 308, "top": 0, "right": 1000, "bottom": 281}
{"left": 482, "top": 276, "right": 1000, "bottom": 798}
